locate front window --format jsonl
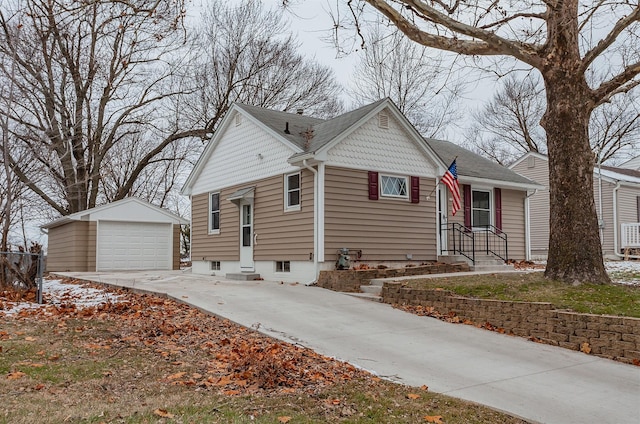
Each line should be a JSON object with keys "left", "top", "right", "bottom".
{"left": 472, "top": 190, "right": 491, "bottom": 228}
{"left": 380, "top": 175, "right": 408, "bottom": 198}
{"left": 209, "top": 192, "right": 220, "bottom": 233}
{"left": 285, "top": 173, "right": 301, "bottom": 210}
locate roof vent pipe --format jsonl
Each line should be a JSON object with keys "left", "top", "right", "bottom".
{"left": 296, "top": 109, "right": 304, "bottom": 115}
{"left": 284, "top": 122, "right": 290, "bottom": 134}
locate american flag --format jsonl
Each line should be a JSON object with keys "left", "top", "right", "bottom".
{"left": 441, "top": 159, "right": 461, "bottom": 215}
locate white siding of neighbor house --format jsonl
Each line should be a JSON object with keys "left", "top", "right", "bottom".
{"left": 191, "top": 111, "right": 301, "bottom": 196}
{"left": 510, "top": 154, "right": 550, "bottom": 257}
{"left": 512, "top": 153, "right": 640, "bottom": 258}
{"left": 325, "top": 109, "right": 439, "bottom": 178}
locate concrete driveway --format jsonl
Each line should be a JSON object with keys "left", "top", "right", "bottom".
{"left": 55, "top": 270, "right": 640, "bottom": 424}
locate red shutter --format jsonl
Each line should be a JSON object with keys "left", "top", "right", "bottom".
{"left": 463, "top": 184, "right": 471, "bottom": 228}
{"left": 368, "top": 171, "right": 379, "bottom": 200}
{"left": 410, "top": 176, "right": 420, "bottom": 203}
{"left": 495, "top": 188, "right": 502, "bottom": 231}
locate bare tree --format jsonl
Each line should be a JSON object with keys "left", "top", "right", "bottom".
{"left": 0, "top": 0, "right": 204, "bottom": 215}
{"left": 466, "top": 74, "right": 546, "bottom": 166}
{"left": 350, "top": 28, "right": 461, "bottom": 137}
{"left": 307, "top": 0, "right": 640, "bottom": 284}
{"left": 468, "top": 74, "right": 640, "bottom": 166}
{"left": 184, "top": 0, "right": 344, "bottom": 133}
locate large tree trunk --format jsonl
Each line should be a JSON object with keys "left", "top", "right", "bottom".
{"left": 541, "top": 75, "right": 610, "bottom": 284}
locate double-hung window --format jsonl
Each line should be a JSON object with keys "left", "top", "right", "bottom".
{"left": 285, "top": 173, "right": 301, "bottom": 211}
{"left": 380, "top": 174, "right": 408, "bottom": 199}
{"left": 472, "top": 190, "right": 491, "bottom": 228}
{"left": 209, "top": 192, "right": 220, "bottom": 234}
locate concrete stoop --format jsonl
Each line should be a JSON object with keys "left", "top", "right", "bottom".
{"left": 226, "top": 272, "right": 261, "bottom": 281}
{"left": 353, "top": 278, "right": 384, "bottom": 302}
{"left": 439, "top": 254, "right": 514, "bottom": 272}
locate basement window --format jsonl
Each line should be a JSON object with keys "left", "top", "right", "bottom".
{"left": 275, "top": 261, "right": 291, "bottom": 273}
{"left": 210, "top": 261, "right": 221, "bottom": 271}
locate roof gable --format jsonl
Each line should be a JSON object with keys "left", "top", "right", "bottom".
{"left": 43, "top": 197, "right": 188, "bottom": 229}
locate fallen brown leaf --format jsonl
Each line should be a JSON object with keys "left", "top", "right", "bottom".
{"left": 424, "top": 415, "right": 444, "bottom": 423}
{"left": 278, "top": 416, "right": 292, "bottom": 423}
{"left": 153, "top": 409, "right": 174, "bottom": 419}
{"left": 580, "top": 342, "right": 592, "bottom": 354}
{"left": 407, "top": 393, "right": 420, "bottom": 399}
{"left": 7, "top": 371, "right": 26, "bottom": 380}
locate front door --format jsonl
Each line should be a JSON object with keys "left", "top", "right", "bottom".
{"left": 239, "top": 201, "right": 254, "bottom": 272}
{"left": 439, "top": 186, "right": 448, "bottom": 253}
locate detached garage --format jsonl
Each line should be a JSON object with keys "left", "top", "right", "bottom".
{"left": 43, "top": 198, "right": 188, "bottom": 272}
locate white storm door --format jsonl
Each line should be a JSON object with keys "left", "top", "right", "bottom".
{"left": 239, "top": 202, "right": 254, "bottom": 272}
{"left": 97, "top": 221, "right": 171, "bottom": 271}
{"left": 439, "top": 187, "right": 448, "bottom": 253}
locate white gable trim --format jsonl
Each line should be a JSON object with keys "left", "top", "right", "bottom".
{"left": 460, "top": 175, "right": 544, "bottom": 191}
{"left": 181, "top": 104, "right": 303, "bottom": 196}
{"left": 42, "top": 197, "right": 188, "bottom": 229}
{"left": 509, "top": 151, "right": 548, "bottom": 170}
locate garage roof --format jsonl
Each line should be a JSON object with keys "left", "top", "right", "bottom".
{"left": 42, "top": 197, "right": 188, "bottom": 229}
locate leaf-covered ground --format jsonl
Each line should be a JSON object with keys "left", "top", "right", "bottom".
{"left": 0, "top": 279, "right": 528, "bottom": 423}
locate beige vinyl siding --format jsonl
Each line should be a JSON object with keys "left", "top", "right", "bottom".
{"left": 172, "top": 224, "right": 181, "bottom": 270}
{"left": 253, "top": 172, "right": 314, "bottom": 261}
{"left": 46, "top": 221, "right": 95, "bottom": 272}
{"left": 324, "top": 166, "right": 436, "bottom": 262}
{"left": 191, "top": 190, "right": 239, "bottom": 261}
{"left": 511, "top": 155, "right": 550, "bottom": 255}
{"left": 501, "top": 189, "right": 526, "bottom": 259}
{"left": 191, "top": 173, "right": 314, "bottom": 262}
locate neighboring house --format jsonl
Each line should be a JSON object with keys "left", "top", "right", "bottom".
{"left": 181, "top": 98, "right": 541, "bottom": 283}
{"left": 43, "top": 197, "right": 188, "bottom": 272}
{"left": 510, "top": 151, "right": 640, "bottom": 260}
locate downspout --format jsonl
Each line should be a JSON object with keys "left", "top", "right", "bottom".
{"left": 302, "top": 159, "right": 319, "bottom": 284}
{"left": 524, "top": 189, "right": 537, "bottom": 261}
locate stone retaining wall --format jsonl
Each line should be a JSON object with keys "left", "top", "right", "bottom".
{"left": 382, "top": 283, "right": 640, "bottom": 364}
{"left": 316, "top": 263, "right": 471, "bottom": 292}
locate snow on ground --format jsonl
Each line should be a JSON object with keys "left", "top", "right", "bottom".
{"left": 2, "top": 262, "right": 639, "bottom": 316}
{"left": 1, "top": 278, "right": 125, "bottom": 316}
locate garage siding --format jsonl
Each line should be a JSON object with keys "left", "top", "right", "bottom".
{"left": 46, "top": 221, "right": 95, "bottom": 272}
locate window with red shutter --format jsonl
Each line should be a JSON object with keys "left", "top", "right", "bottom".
{"left": 463, "top": 184, "right": 471, "bottom": 228}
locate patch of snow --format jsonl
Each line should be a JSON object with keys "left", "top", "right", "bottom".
{"left": 605, "top": 260, "right": 640, "bottom": 286}
{"left": 1, "top": 278, "right": 125, "bottom": 316}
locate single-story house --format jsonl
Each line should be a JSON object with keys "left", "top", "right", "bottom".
{"left": 181, "top": 98, "right": 541, "bottom": 283}
{"left": 43, "top": 197, "right": 188, "bottom": 272}
{"left": 510, "top": 151, "right": 640, "bottom": 259}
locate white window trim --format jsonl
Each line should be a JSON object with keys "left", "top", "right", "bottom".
{"left": 471, "top": 188, "right": 493, "bottom": 230}
{"left": 275, "top": 260, "right": 291, "bottom": 273}
{"left": 379, "top": 174, "right": 409, "bottom": 199}
{"left": 284, "top": 172, "right": 301, "bottom": 211}
{"left": 209, "top": 191, "right": 221, "bottom": 235}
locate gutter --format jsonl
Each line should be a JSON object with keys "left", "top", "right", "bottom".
{"left": 302, "top": 159, "right": 320, "bottom": 285}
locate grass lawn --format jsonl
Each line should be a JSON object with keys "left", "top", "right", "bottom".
{"left": 0, "top": 286, "right": 528, "bottom": 424}
{"left": 401, "top": 272, "right": 640, "bottom": 318}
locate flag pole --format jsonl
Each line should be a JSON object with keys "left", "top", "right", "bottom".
{"left": 426, "top": 156, "right": 458, "bottom": 199}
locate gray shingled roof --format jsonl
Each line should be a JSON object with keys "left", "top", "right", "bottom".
{"left": 236, "top": 100, "right": 537, "bottom": 186}
{"left": 427, "top": 138, "right": 536, "bottom": 185}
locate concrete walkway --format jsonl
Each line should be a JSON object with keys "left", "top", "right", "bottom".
{"left": 55, "top": 270, "right": 640, "bottom": 424}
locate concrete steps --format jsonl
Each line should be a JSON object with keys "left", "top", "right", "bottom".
{"left": 438, "top": 254, "right": 514, "bottom": 272}
{"left": 345, "top": 292, "right": 383, "bottom": 302}
{"left": 226, "top": 272, "right": 261, "bottom": 281}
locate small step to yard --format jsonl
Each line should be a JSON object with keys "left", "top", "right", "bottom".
{"left": 438, "top": 254, "right": 515, "bottom": 272}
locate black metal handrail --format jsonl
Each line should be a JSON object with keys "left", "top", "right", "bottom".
{"left": 440, "top": 223, "right": 508, "bottom": 264}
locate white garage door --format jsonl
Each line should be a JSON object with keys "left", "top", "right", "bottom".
{"left": 97, "top": 221, "right": 172, "bottom": 271}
